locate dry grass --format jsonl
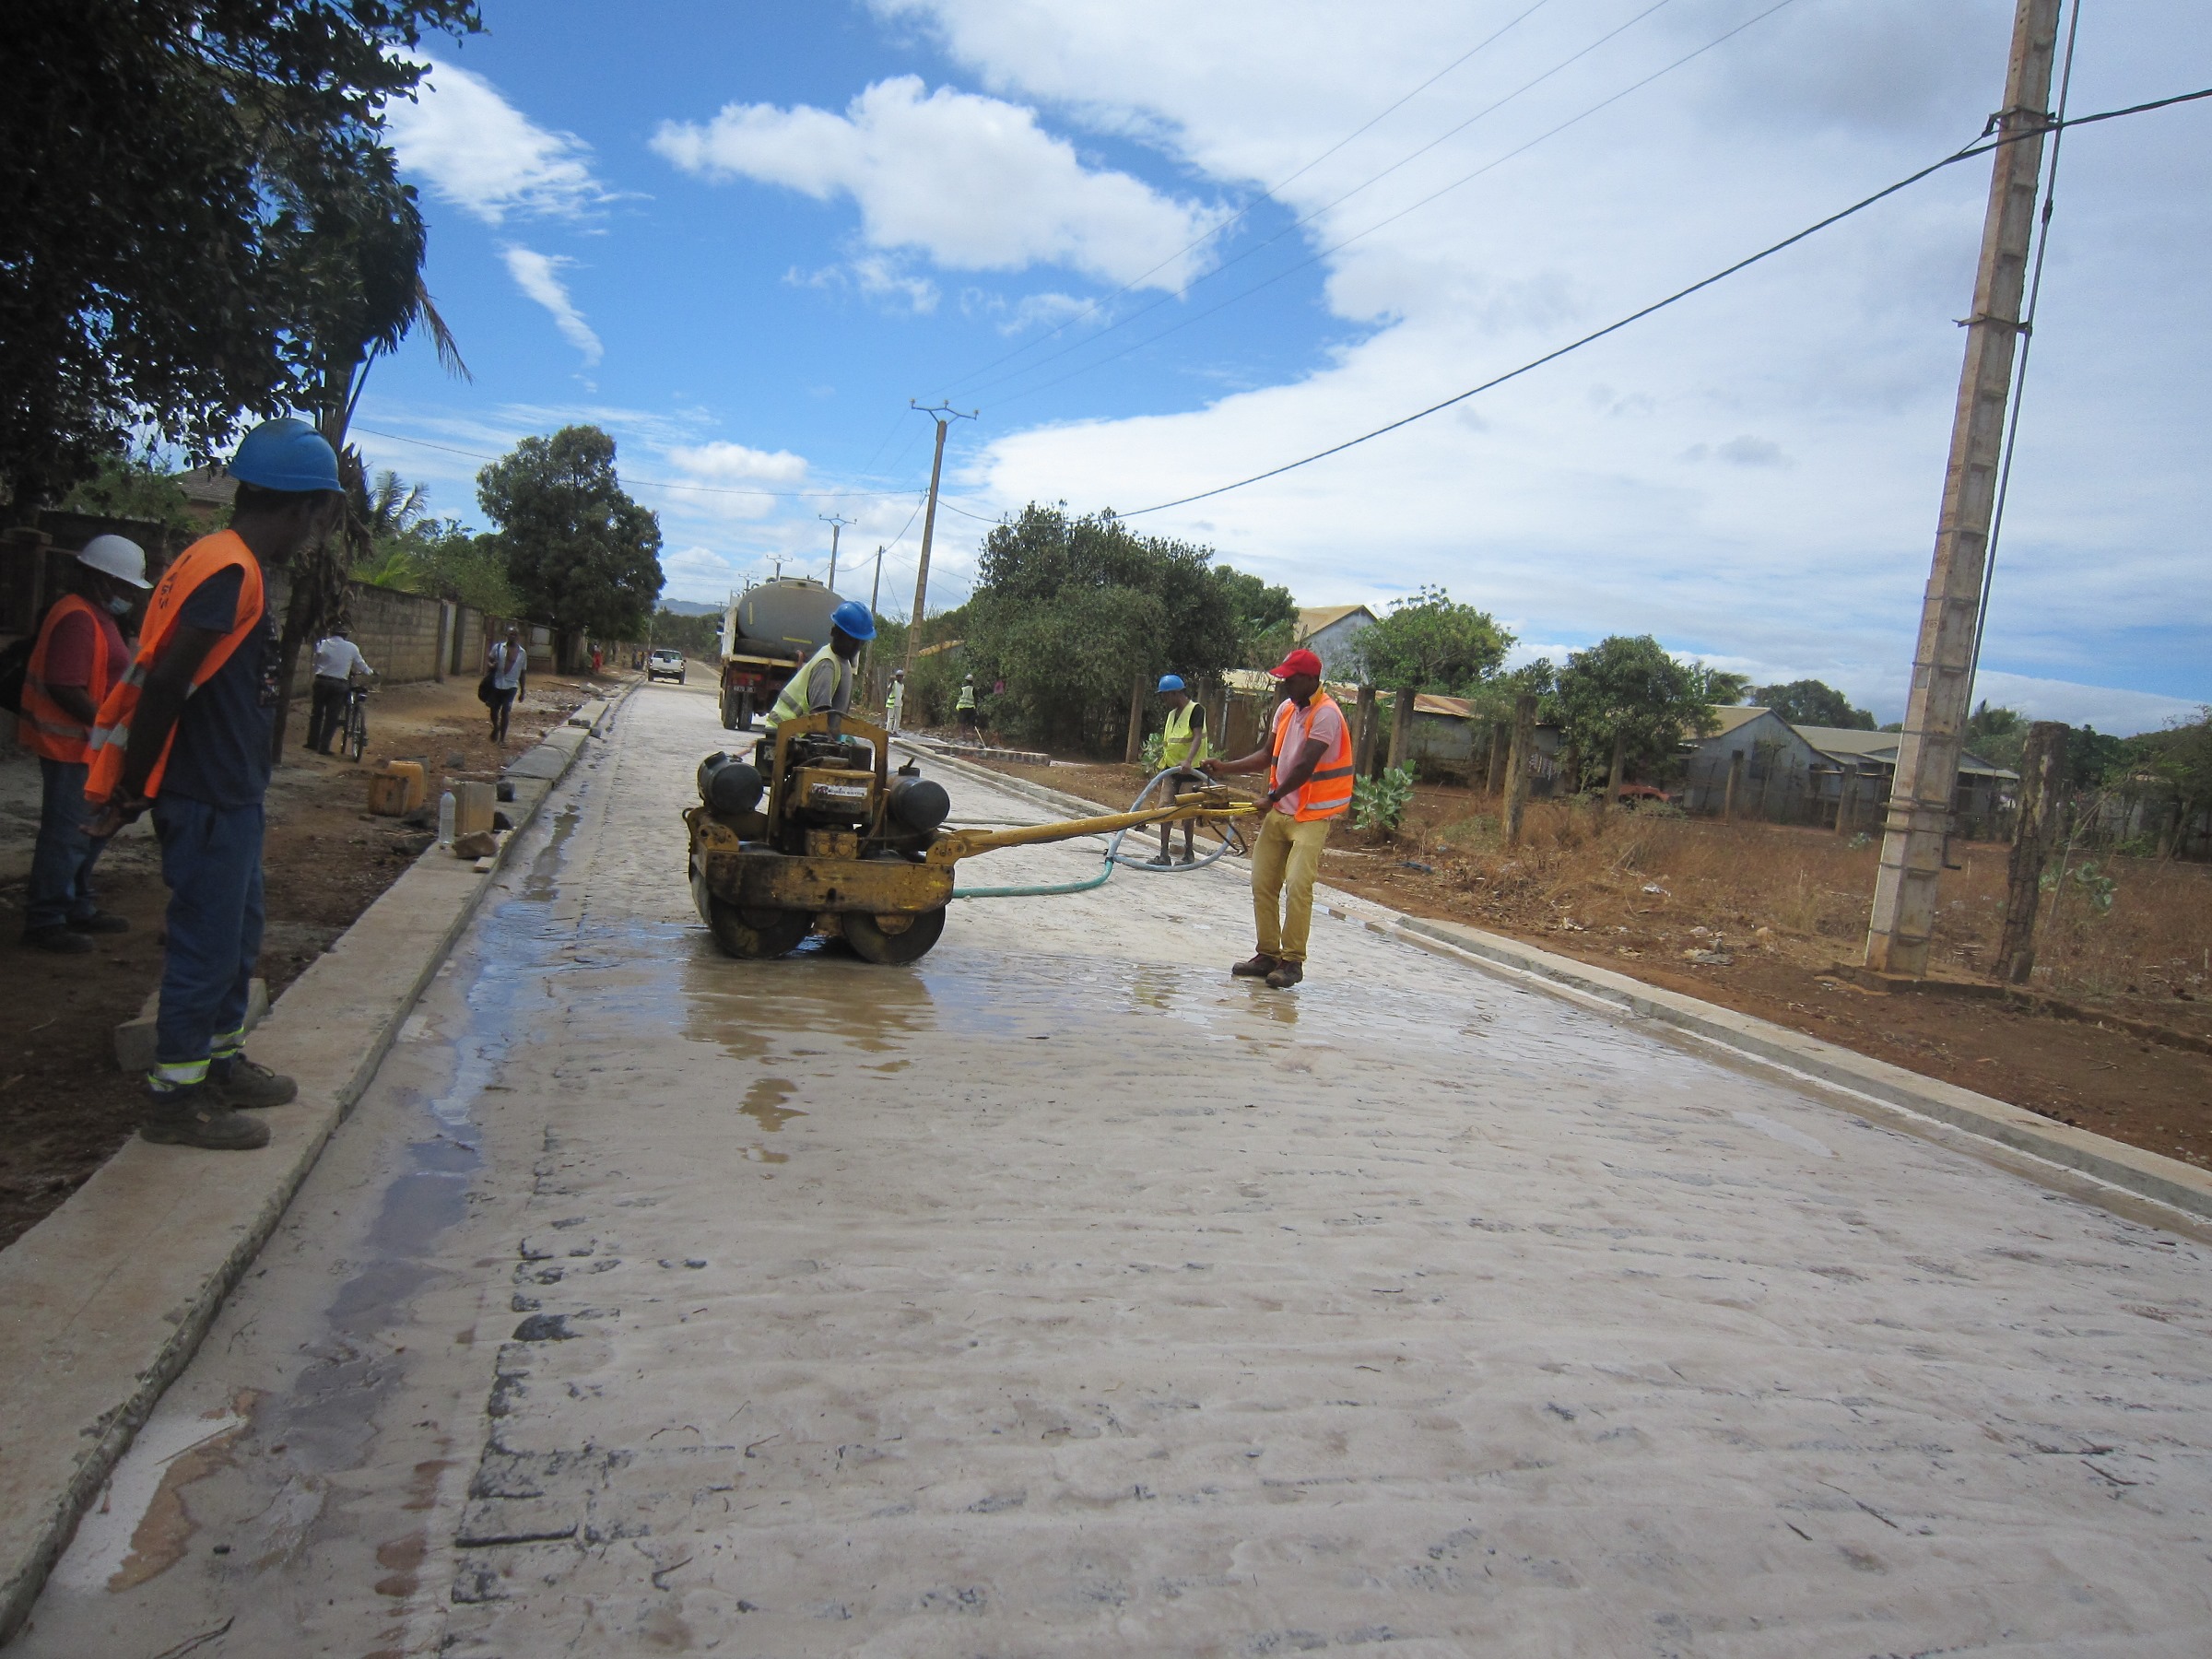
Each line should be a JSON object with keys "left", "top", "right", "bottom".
{"left": 1383, "top": 793, "right": 2212, "bottom": 1011}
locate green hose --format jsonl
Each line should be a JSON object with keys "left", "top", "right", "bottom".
{"left": 952, "top": 858, "right": 1114, "bottom": 900}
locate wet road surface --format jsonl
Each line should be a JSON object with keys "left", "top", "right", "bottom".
{"left": 18, "top": 680, "right": 2212, "bottom": 1656}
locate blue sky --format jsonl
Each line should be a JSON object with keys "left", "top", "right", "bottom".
{"left": 359, "top": 0, "right": 2211, "bottom": 734}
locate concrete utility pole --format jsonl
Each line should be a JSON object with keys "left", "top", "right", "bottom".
{"left": 862, "top": 545, "right": 886, "bottom": 696}
{"left": 902, "top": 401, "right": 978, "bottom": 688}
{"left": 1865, "top": 0, "right": 2062, "bottom": 976}
{"left": 1501, "top": 692, "right": 1535, "bottom": 847}
{"left": 819, "top": 513, "right": 852, "bottom": 591}
{"left": 1996, "top": 721, "right": 2068, "bottom": 983}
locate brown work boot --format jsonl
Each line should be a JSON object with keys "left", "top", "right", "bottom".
{"left": 142, "top": 1091, "right": 271, "bottom": 1151}
{"left": 1265, "top": 960, "right": 1304, "bottom": 989}
{"left": 209, "top": 1053, "right": 298, "bottom": 1110}
{"left": 1231, "top": 954, "right": 1278, "bottom": 979}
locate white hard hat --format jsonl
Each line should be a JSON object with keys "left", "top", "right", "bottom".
{"left": 76, "top": 535, "right": 151, "bottom": 589}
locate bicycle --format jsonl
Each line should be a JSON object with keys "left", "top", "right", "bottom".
{"left": 341, "top": 679, "right": 373, "bottom": 762}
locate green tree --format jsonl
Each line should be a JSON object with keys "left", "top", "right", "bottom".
{"left": 477, "top": 427, "right": 665, "bottom": 643}
{"left": 2122, "top": 709, "right": 2212, "bottom": 855}
{"left": 1210, "top": 565, "right": 1299, "bottom": 670}
{"left": 1965, "top": 700, "right": 2029, "bottom": 771}
{"left": 1753, "top": 678, "right": 1876, "bottom": 730}
{"left": 1553, "top": 635, "right": 1727, "bottom": 791}
{"left": 962, "top": 505, "right": 1241, "bottom": 752}
{"left": 1342, "top": 585, "right": 1512, "bottom": 695}
{"left": 1, "top": 0, "right": 479, "bottom": 504}
{"left": 55, "top": 448, "right": 201, "bottom": 540}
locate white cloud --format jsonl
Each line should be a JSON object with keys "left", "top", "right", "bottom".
{"left": 665, "top": 441, "right": 809, "bottom": 486}
{"left": 387, "top": 57, "right": 605, "bottom": 223}
{"left": 1966, "top": 674, "right": 2204, "bottom": 738}
{"left": 500, "top": 247, "right": 603, "bottom": 366}
{"left": 652, "top": 75, "right": 1227, "bottom": 289}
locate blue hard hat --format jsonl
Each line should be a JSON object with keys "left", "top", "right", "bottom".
{"left": 830, "top": 599, "right": 876, "bottom": 641}
{"left": 228, "top": 418, "right": 341, "bottom": 493}
{"left": 1157, "top": 673, "right": 1185, "bottom": 692}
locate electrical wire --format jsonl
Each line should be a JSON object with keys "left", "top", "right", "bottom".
{"left": 955, "top": 0, "right": 1701, "bottom": 403}
{"left": 1118, "top": 85, "right": 2212, "bottom": 519}
{"left": 931, "top": 0, "right": 1560, "bottom": 396}
{"left": 1964, "top": 0, "right": 2083, "bottom": 711}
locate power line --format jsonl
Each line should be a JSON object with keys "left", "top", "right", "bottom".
{"left": 1119, "top": 86, "right": 2212, "bottom": 518}
{"left": 956, "top": 0, "right": 1696, "bottom": 403}
{"left": 931, "top": 0, "right": 1560, "bottom": 396}
{"left": 983, "top": 0, "right": 1800, "bottom": 412}
{"left": 350, "top": 424, "right": 924, "bottom": 500}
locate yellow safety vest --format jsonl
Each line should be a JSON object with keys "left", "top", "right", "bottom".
{"left": 1161, "top": 699, "right": 1207, "bottom": 768}
{"left": 956, "top": 683, "right": 976, "bottom": 711}
{"left": 763, "top": 641, "right": 849, "bottom": 732}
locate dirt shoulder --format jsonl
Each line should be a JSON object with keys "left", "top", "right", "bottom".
{"left": 0, "top": 670, "right": 620, "bottom": 1249}
{"left": 973, "top": 754, "right": 2212, "bottom": 1180}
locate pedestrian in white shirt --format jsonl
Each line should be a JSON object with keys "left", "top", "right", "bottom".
{"left": 307, "top": 627, "right": 373, "bottom": 754}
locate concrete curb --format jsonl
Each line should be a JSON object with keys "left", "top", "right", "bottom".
{"left": 0, "top": 683, "right": 631, "bottom": 1642}
{"left": 919, "top": 747, "right": 2212, "bottom": 1237}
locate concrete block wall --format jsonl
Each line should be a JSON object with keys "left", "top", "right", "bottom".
{"left": 346, "top": 583, "right": 449, "bottom": 684}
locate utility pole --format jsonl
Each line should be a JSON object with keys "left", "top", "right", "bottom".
{"left": 819, "top": 512, "right": 852, "bottom": 591}
{"left": 902, "top": 401, "right": 978, "bottom": 687}
{"left": 863, "top": 545, "right": 885, "bottom": 696}
{"left": 1866, "top": 0, "right": 2062, "bottom": 976}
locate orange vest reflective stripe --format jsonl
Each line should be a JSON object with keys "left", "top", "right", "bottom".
{"left": 85, "top": 532, "right": 265, "bottom": 805}
{"left": 1270, "top": 691, "right": 1354, "bottom": 820}
{"left": 18, "top": 595, "right": 117, "bottom": 764}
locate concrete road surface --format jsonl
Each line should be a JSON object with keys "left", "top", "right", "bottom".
{"left": 18, "top": 679, "right": 2212, "bottom": 1657}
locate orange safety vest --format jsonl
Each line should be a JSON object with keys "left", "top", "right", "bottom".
{"left": 85, "top": 531, "right": 265, "bottom": 806}
{"left": 1270, "top": 691, "right": 1355, "bottom": 820}
{"left": 18, "top": 594, "right": 119, "bottom": 764}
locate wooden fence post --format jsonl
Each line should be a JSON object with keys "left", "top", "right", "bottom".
{"left": 1486, "top": 722, "right": 1508, "bottom": 795}
{"left": 1996, "top": 721, "right": 2067, "bottom": 984}
{"left": 1386, "top": 687, "right": 1414, "bottom": 773}
{"left": 1502, "top": 692, "right": 1535, "bottom": 847}
{"left": 1724, "top": 749, "right": 1745, "bottom": 821}
{"left": 1605, "top": 729, "right": 1627, "bottom": 809}
{"left": 1352, "top": 685, "right": 1378, "bottom": 778}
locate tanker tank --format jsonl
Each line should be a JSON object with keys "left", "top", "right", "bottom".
{"left": 715, "top": 576, "right": 850, "bottom": 733}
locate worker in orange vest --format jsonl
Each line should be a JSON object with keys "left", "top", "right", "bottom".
{"left": 18, "top": 535, "right": 152, "bottom": 952}
{"left": 1201, "top": 647, "right": 1353, "bottom": 989}
{"left": 86, "top": 418, "right": 344, "bottom": 1151}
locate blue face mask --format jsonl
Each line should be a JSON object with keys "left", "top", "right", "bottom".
{"left": 105, "top": 594, "right": 135, "bottom": 617}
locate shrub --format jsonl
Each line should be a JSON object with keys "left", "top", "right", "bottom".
{"left": 1352, "top": 765, "right": 1416, "bottom": 833}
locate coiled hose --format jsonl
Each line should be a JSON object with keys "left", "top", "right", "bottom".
{"left": 952, "top": 768, "right": 1246, "bottom": 900}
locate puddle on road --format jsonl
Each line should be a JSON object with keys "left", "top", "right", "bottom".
{"left": 741, "top": 1077, "right": 806, "bottom": 1134}
{"left": 518, "top": 804, "right": 582, "bottom": 902}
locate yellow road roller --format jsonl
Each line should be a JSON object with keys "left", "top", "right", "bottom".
{"left": 684, "top": 712, "right": 1257, "bottom": 963}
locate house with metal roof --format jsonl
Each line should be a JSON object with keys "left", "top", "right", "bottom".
{"left": 1294, "top": 604, "right": 1377, "bottom": 678}
{"left": 1682, "top": 708, "right": 2018, "bottom": 834}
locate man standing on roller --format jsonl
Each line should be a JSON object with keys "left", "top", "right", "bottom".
{"left": 1201, "top": 648, "right": 1352, "bottom": 989}
{"left": 87, "top": 418, "right": 345, "bottom": 1151}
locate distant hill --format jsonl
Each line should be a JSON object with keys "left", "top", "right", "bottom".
{"left": 658, "top": 598, "right": 725, "bottom": 618}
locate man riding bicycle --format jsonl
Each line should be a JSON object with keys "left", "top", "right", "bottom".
{"left": 308, "top": 627, "right": 374, "bottom": 756}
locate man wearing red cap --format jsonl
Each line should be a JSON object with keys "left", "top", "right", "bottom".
{"left": 1201, "top": 647, "right": 1352, "bottom": 988}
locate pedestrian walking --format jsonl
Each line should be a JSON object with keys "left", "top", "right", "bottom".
{"left": 955, "top": 674, "right": 979, "bottom": 742}
{"left": 85, "top": 418, "right": 345, "bottom": 1150}
{"left": 306, "top": 625, "right": 372, "bottom": 754}
{"left": 17, "top": 535, "right": 150, "bottom": 952}
{"left": 1149, "top": 674, "right": 1209, "bottom": 867}
{"left": 1200, "top": 648, "right": 1351, "bottom": 989}
{"left": 884, "top": 666, "right": 906, "bottom": 734}
{"left": 485, "top": 629, "right": 525, "bottom": 743}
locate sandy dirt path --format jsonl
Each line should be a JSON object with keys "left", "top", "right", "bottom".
{"left": 17, "top": 676, "right": 2212, "bottom": 1657}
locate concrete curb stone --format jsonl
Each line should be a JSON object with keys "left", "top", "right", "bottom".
{"left": 0, "top": 682, "right": 634, "bottom": 1642}
{"left": 913, "top": 745, "right": 2212, "bottom": 1236}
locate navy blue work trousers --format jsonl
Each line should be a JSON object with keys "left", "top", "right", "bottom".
{"left": 149, "top": 794, "right": 265, "bottom": 1089}
{"left": 26, "top": 757, "right": 109, "bottom": 931}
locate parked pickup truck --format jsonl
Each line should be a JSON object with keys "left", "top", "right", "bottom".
{"left": 647, "top": 648, "right": 687, "bottom": 683}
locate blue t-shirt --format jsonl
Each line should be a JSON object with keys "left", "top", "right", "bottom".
{"left": 161, "top": 560, "right": 279, "bottom": 807}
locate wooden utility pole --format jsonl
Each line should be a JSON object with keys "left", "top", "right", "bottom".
{"left": 1866, "top": 0, "right": 2062, "bottom": 975}
{"left": 819, "top": 512, "right": 852, "bottom": 591}
{"left": 1386, "top": 687, "right": 1415, "bottom": 772}
{"left": 901, "top": 402, "right": 977, "bottom": 687}
{"left": 1124, "top": 670, "right": 1150, "bottom": 765}
{"left": 1352, "top": 685, "right": 1379, "bottom": 777}
{"left": 1996, "top": 720, "right": 2067, "bottom": 983}
{"left": 1501, "top": 692, "right": 1535, "bottom": 847}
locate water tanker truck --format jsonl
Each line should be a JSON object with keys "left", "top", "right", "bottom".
{"left": 716, "top": 576, "right": 846, "bottom": 731}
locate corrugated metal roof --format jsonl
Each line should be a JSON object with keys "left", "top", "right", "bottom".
{"left": 1705, "top": 704, "right": 1772, "bottom": 736}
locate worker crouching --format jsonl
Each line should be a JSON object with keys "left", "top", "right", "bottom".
{"left": 1200, "top": 648, "right": 1350, "bottom": 988}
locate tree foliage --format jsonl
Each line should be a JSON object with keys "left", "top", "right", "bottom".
{"left": 1342, "top": 585, "right": 1512, "bottom": 693}
{"left": 53, "top": 449, "right": 202, "bottom": 539}
{"left": 1553, "top": 635, "right": 1728, "bottom": 786}
{"left": 477, "top": 427, "right": 664, "bottom": 639}
{"left": 1965, "top": 700, "right": 2029, "bottom": 771}
{"left": 960, "top": 505, "right": 1244, "bottom": 753}
{"left": 2121, "top": 709, "right": 2212, "bottom": 850}
{"left": 1210, "top": 565, "right": 1299, "bottom": 670}
{"left": 1753, "top": 678, "right": 1876, "bottom": 730}
{"left": 2, "top": 0, "right": 479, "bottom": 504}
{"left": 357, "top": 514, "right": 516, "bottom": 615}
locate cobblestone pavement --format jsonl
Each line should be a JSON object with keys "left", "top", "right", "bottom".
{"left": 18, "top": 680, "right": 2212, "bottom": 1657}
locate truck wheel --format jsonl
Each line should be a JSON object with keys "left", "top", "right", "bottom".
{"left": 842, "top": 908, "right": 946, "bottom": 965}
{"left": 704, "top": 897, "right": 810, "bottom": 959}
{"left": 719, "top": 689, "right": 739, "bottom": 730}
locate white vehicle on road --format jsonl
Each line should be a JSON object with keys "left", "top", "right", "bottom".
{"left": 646, "top": 647, "right": 686, "bottom": 683}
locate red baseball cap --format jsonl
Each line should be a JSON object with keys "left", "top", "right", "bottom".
{"left": 1269, "top": 648, "right": 1324, "bottom": 679}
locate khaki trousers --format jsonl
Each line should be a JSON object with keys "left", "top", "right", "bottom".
{"left": 1251, "top": 810, "right": 1333, "bottom": 964}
